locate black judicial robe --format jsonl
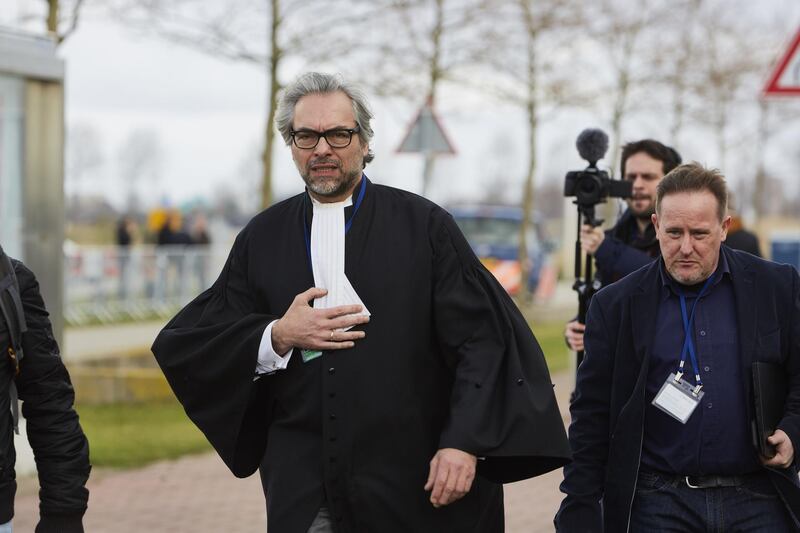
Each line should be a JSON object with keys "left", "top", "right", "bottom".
{"left": 152, "top": 178, "right": 571, "bottom": 532}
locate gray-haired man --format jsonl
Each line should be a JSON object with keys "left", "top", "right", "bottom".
{"left": 153, "top": 72, "right": 570, "bottom": 532}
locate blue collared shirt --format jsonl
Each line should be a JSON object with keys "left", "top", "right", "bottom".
{"left": 640, "top": 252, "right": 759, "bottom": 475}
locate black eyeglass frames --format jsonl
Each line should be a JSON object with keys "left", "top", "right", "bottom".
{"left": 290, "top": 125, "right": 361, "bottom": 149}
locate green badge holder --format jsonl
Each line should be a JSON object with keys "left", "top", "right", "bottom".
{"left": 301, "top": 349, "right": 322, "bottom": 363}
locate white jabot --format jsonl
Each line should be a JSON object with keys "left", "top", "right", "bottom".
{"left": 310, "top": 195, "right": 371, "bottom": 321}
{"left": 255, "top": 192, "right": 370, "bottom": 376}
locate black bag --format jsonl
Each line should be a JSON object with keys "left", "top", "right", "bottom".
{"left": 752, "top": 361, "right": 788, "bottom": 458}
{"left": 0, "top": 245, "right": 27, "bottom": 433}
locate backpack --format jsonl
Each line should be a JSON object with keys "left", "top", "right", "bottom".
{"left": 0, "top": 245, "right": 27, "bottom": 433}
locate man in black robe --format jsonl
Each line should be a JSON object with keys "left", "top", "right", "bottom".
{"left": 152, "top": 72, "right": 570, "bottom": 533}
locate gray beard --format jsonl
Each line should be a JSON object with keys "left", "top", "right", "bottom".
{"left": 304, "top": 169, "right": 361, "bottom": 199}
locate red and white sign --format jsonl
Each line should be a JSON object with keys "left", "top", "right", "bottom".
{"left": 763, "top": 27, "right": 800, "bottom": 96}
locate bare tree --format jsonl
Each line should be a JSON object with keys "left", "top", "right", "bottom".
{"left": 657, "top": 0, "right": 705, "bottom": 146}
{"left": 12, "top": 0, "right": 87, "bottom": 45}
{"left": 683, "top": 2, "right": 794, "bottom": 221}
{"left": 110, "top": 0, "right": 373, "bottom": 208}
{"left": 476, "top": 0, "right": 586, "bottom": 296}
{"left": 691, "top": 18, "right": 758, "bottom": 171}
{"left": 45, "top": 0, "right": 86, "bottom": 44}
{"left": 341, "top": 0, "right": 501, "bottom": 196}
{"left": 644, "top": 0, "right": 800, "bottom": 222}
{"left": 582, "top": 0, "right": 676, "bottom": 177}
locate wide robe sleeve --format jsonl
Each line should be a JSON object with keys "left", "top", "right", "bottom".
{"left": 430, "top": 210, "right": 571, "bottom": 483}
{"left": 151, "top": 229, "right": 274, "bottom": 478}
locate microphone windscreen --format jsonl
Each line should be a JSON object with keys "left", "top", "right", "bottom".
{"left": 576, "top": 129, "right": 609, "bottom": 163}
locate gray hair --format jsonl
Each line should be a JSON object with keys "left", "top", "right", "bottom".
{"left": 275, "top": 72, "right": 375, "bottom": 167}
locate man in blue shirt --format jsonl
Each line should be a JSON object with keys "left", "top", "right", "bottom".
{"left": 556, "top": 162, "right": 800, "bottom": 531}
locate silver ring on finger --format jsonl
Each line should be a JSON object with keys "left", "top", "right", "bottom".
{"left": 329, "top": 330, "right": 335, "bottom": 341}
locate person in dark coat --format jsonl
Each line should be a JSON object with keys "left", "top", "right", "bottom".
{"left": 157, "top": 210, "right": 192, "bottom": 246}
{"left": 0, "top": 250, "right": 91, "bottom": 532}
{"left": 555, "top": 163, "right": 800, "bottom": 531}
{"left": 565, "top": 139, "right": 682, "bottom": 352}
{"left": 116, "top": 216, "right": 137, "bottom": 298}
{"left": 151, "top": 72, "right": 570, "bottom": 532}
{"left": 725, "top": 217, "right": 762, "bottom": 257}
{"left": 724, "top": 195, "right": 762, "bottom": 257}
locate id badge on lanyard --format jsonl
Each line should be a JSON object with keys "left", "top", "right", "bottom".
{"left": 653, "top": 372, "right": 704, "bottom": 423}
{"left": 651, "top": 276, "right": 713, "bottom": 424}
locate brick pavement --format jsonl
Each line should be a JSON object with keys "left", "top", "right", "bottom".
{"left": 12, "top": 372, "right": 575, "bottom": 532}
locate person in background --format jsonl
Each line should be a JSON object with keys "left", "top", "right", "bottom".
{"left": 725, "top": 193, "right": 762, "bottom": 257}
{"left": 189, "top": 213, "right": 210, "bottom": 246}
{"left": 565, "top": 139, "right": 682, "bottom": 352}
{"left": 115, "top": 216, "right": 137, "bottom": 298}
{"left": 188, "top": 213, "right": 211, "bottom": 290}
{"left": 157, "top": 210, "right": 191, "bottom": 246}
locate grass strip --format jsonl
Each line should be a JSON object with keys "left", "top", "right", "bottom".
{"left": 76, "top": 397, "right": 210, "bottom": 469}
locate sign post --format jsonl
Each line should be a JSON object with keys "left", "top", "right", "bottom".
{"left": 396, "top": 98, "right": 456, "bottom": 196}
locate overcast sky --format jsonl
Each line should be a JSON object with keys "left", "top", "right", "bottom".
{"left": 2, "top": 1, "right": 800, "bottom": 214}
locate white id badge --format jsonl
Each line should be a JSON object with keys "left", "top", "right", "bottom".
{"left": 652, "top": 373, "right": 704, "bottom": 424}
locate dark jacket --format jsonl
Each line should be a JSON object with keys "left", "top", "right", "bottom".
{"left": 555, "top": 246, "right": 800, "bottom": 532}
{"left": 153, "top": 179, "right": 571, "bottom": 532}
{"left": 593, "top": 209, "right": 660, "bottom": 286}
{"left": 725, "top": 222, "right": 762, "bottom": 257}
{"left": 0, "top": 259, "right": 90, "bottom": 531}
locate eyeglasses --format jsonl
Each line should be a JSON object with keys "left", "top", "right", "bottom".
{"left": 290, "top": 125, "right": 361, "bottom": 149}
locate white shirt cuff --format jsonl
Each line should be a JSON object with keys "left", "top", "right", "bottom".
{"left": 256, "top": 320, "right": 293, "bottom": 374}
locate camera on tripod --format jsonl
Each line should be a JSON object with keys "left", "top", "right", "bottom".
{"left": 565, "top": 129, "right": 634, "bottom": 373}
{"left": 564, "top": 167, "right": 631, "bottom": 207}
{"left": 563, "top": 129, "right": 632, "bottom": 226}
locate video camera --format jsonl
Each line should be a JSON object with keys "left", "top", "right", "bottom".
{"left": 563, "top": 129, "right": 632, "bottom": 226}
{"left": 565, "top": 129, "right": 633, "bottom": 376}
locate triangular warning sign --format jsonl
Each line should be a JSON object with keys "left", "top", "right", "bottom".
{"left": 764, "top": 27, "right": 800, "bottom": 96}
{"left": 396, "top": 100, "right": 456, "bottom": 155}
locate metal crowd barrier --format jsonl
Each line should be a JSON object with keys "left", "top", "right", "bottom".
{"left": 64, "top": 244, "right": 226, "bottom": 326}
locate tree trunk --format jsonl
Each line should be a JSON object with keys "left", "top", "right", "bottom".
{"left": 518, "top": 0, "right": 538, "bottom": 301}
{"left": 46, "top": 0, "right": 58, "bottom": 35}
{"left": 669, "top": 0, "right": 703, "bottom": 145}
{"left": 261, "top": 0, "right": 281, "bottom": 208}
{"left": 608, "top": 33, "right": 634, "bottom": 179}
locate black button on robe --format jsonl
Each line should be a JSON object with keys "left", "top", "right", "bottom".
{"left": 152, "top": 179, "right": 571, "bottom": 532}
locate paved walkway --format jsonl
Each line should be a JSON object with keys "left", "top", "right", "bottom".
{"left": 12, "top": 370, "right": 575, "bottom": 532}
{"left": 13, "top": 452, "right": 567, "bottom": 532}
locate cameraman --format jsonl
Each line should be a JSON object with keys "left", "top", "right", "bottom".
{"left": 565, "top": 139, "right": 682, "bottom": 351}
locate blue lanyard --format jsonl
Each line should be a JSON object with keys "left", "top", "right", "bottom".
{"left": 675, "top": 275, "right": 715, "bottom": 392}
{"left": 303, "top": 175, "right": 367, "bottom": 272}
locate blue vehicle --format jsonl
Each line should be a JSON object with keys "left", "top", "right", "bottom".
{"left": 448, "top": 205, "right": 547, "bottom": 296}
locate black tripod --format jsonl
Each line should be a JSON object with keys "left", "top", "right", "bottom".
{"left": 572, "top": 202, "right": 604, "bottom": 370}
